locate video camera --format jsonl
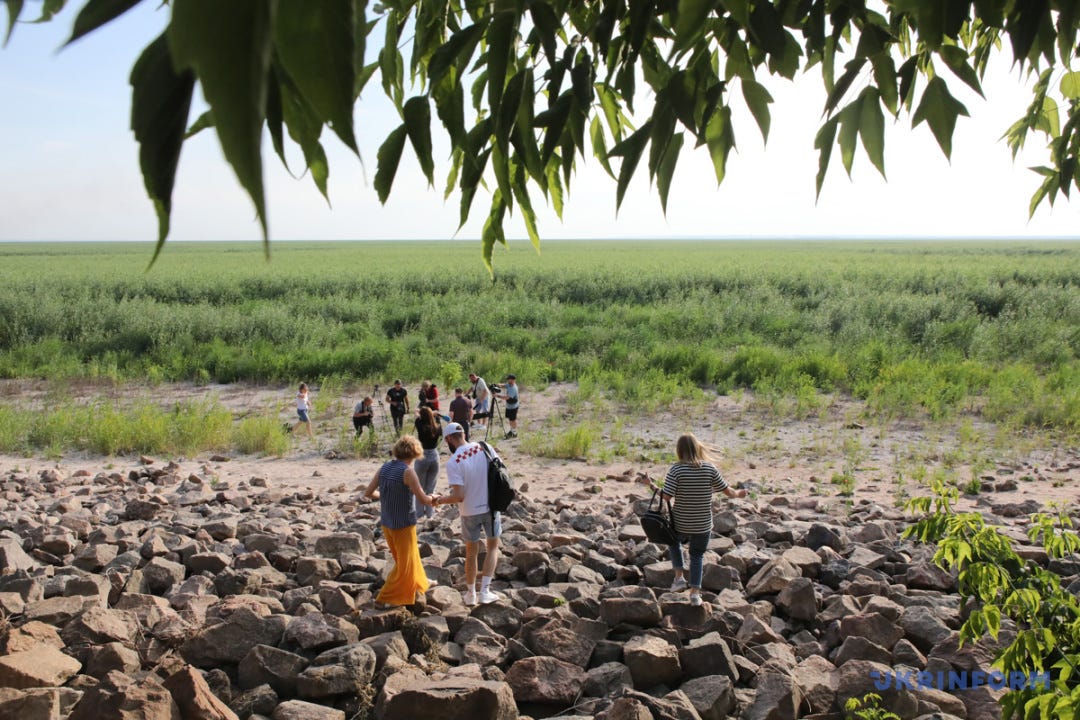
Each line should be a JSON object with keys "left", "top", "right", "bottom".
{"left": 490, "top": 382, "right": 504, "bottom": 393}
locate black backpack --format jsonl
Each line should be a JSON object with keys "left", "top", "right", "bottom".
{"left": 479, "top": 441, "right": 516, "bottom": 514}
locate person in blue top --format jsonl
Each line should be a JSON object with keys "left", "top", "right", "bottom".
{"left": 362, "top": 435, "right": 439, "bottom": 605}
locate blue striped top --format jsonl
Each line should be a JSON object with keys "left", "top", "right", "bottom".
{"left": 378, "top": 460, "right": 416, "bottom": 530}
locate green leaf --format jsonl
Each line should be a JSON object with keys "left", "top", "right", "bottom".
{"left": 546, "top": 159, "right": 564, "bottom": 219}
{"left": 264, "top": 66, "right": 288, "bottom": 172}
{"left": 3, "top": 0, "right": 24, "bottom": 47}
{"left": 66, "top": 0, "right": 142, "bottom": 46}
{"left": 720, "top": 0, "right": 749, "bottom": 30}
{"left": 481, "top": 192, "right": 507, "bottom": 276}
{"left": 590, "top": 115, "right": 615, "bottom": 179}
{"left": 511, "top": 171, "right": 541, "bottom": 251}
{"left": 538, "top": 91, "right": 573, "bottom": 164}
{"left": 939, "top": 45, "right": 984, "bottom": 98}
{"left": 403, "top": 96, "right": 434, "bottom": 185}
{"left": 825, "top": 58, "right": 866, "bottom": 115}
{"left": 169, "top": 0, "right": 272, "bottom": 239}
{"left": 129, "top": 32, "right": 194, "bottom": 264}
{"left": 183, "top": 109, "right": 213, "bottom": 139}
{"left": 870, "top": 53, "right": 898, "bottom": 116}
{"left": 859, "top": 86, "right": 886, "bottom": 178}
{"left": 428, "top": 23, "right": 484, "bottom": 86}
{"left": 912, "top": 76, "right": 970, "bottom": 158}
{"left": 30, "top": 0, "right": 65, "bottom": 23}
{"left": 609, "top": 120, "right": 652, "bottom": 210}
{"left": 274, "top": 0, "right": 358, "bottom": 155}
{"left": 486, "top": 10, "right": 518, "bottom": 119}
{"left": 656, "top": 131, "right": 684, "bottom": 214}
{"left": 741, "top": 78, "right": 772, "bottom": 143}
{"left": 747, "top": 0, "right": 785, "bottom": 55}
{"left": 704, "top": 106, "right": 734, "bottom": 185}
{"left": 374, "top": 124, "right": 407, "bottom": 204}
{"left": 838, "top": 96, "right": 862, "bottom": 177}
{"left": 814, "top": 115, "right": 839, "bottom": 199}
{"left": 674, "top": 0, "right": 715, "bottom": 53}
{"left": 355, "top": 61, "right": 379, "bottom": 99}
{"left": 1061, "top": 72, "right": 1080, "bottom": 100}
{"left": 898, "top": 56, "right": 919, "bottom": 111}
{"left": 278, "top": 67, "right": 330, "bottom": 200}
{"left": 528, "top": 1, "right": 559, "bottom": 62}
{"left": 1035, "top": 96, "right": 1060, "bottom": 138}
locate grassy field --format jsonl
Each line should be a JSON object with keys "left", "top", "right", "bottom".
{"left": 1, "top": 239, "right": 1079, "bottom": 446}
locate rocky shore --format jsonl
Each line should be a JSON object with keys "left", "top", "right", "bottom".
{"left": 0, "top": 457, "right": 1076, "bottom": 720}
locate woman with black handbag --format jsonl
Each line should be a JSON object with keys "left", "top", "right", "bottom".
{"left": 649, "top": 433, "right": 745, "bottom": 606}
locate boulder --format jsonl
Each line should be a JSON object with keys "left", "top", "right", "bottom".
{"left": 775, "top": 577, "right": 817, "bottom": 621}
{"left": 163, "top": 666, "right": 239, "bottom": 720}
{"left": 238, "top": 645, "right": 309, "bottom": 697}
{"left": 180, "top": 607, "right": 289, "bottom": 667}
{"left": 376, "top": 669, "right": 517, "bottom": 720}
{"left": 791, "top": 655, "right": 838, "bottom": 715}
{"left": 746, "top": 672, "right": 801, "bottom": 720}
{"left": 0, "top": 644, "right": 81, "bottom": 689}
{"left": 505, "top": 655, "right": 586, "bottom": 706}
{"left": 295, "top": 643, "right": 376, "bottom": 699}
{"left": 678, "top": 675, "right": 734, "bottom": 720}
{"left": 680, "top": 633, "right": 738, "bottom": 681}
{"left": 272, "top": 699, "right": 345, "bottom": 720}
{"left": 68, "top": 670, "right": 181, "bottom": 720}
{"left": 624, "top": 635, "right": 682, "bottom": 688}
{"left": 745, "top": 557, "right": 801, "bottom": 597}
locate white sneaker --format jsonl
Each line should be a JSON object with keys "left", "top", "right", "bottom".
{"left": 670, "top": 576, "right": 687, "bottom": 591}
{"left": 478, "top": 589, "right": 501, "bottom": 604}
{"left": 690, "top": 593, "right": 703, "bottom": 607}
{"left": 463, "top": 589, "right": 477, "bottom": 606}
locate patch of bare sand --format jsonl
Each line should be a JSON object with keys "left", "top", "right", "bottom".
{"left": 1, "top": 380, "right": 1077, "bottom": 520}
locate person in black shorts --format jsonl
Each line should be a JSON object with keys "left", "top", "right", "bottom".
{"left": 385, "top": 380, "right": 409, "bottom": 435}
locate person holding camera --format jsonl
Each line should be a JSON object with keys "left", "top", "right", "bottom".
{"left": 385, "top": 379, "right": 409, "bottom": 435}
{"left": 496, "top": 375, "right": 519, "bottom": 439}
{"left": 469, "top": 373, "right": 490, "bottom": 430}
{"left": 352, "top": 396, "right": 374, "bottom": 438}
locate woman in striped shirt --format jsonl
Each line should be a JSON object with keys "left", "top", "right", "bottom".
{"left": 657, "top": 433, "right": 745, "bottom": 606}
{"left": 363, "top": 435, "right": 439, "bottom": 605}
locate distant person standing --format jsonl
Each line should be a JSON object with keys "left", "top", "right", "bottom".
{"left": 293, "top": 383, "right": 314, "bottom": 438}
{"left": 449, "top": 387, "right": 473, "bottom": 442}
{"left": 352, "top": 396, "right": 374, "bottom": 438}
{"left": 362, "top": 435, "right": 438, "bottom": 606}
{"left": 386, "top": 380, "right": 409, "bottom": 435}
{"left": 418, "top": 380, "right": 440, "bottom": 413}
{"left": 497, "top": 375, "right": 519, "bottom": 438}
{"left": 469, "top": 373, "right": 490, "bottom": 430}
{"left": 433, "top": 422, "right": 502, "bottom": 605}
{"left": 413, "top": 407, "right": 443, "bottom": 519}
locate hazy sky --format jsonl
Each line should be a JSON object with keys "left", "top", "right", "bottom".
{"left": 1, "top": 3, "right": 1077, "bottom": 243}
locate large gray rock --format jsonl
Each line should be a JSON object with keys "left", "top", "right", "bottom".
{"left": 272, "top": 699, "right": 345, "bottom": 720}
{"left": 180, "top": 607, "right": 289, "bottom": 667}
{"left": 68, "top": 670, "right": 181, "bottom": 720}
{"left": 601, "top": 586, "right": 662, "bottom": 627}
{"left": 791, "top": 655, "right": 838, "bottom": 715}
{"left": 624, "top": 635, "right": 682, "bottom": 688}
{"left": 238, "top": 645, "right": 309, "bottom": 697}
{"left": 678, "top": 675, "right": 734, "bottom": 720}
{"left": 283, "top": 612, "right": 353, "bottom": 653}
{"left": 680, "top": 633, "right": 738, "bottom": 681}
{"left": 295, "top": 643, "right": 376, "bottom": 699}
{"left": 583, "top": 662, "right": 633, "bottom": 698}
{"left": 61, "top": 607, "right": 139, "bottom": 647}
{"left": 840, "top": 613, "right": 904, "bottom": 649}
{"left": 505, "top": 655, "right": 586, "bottom": 706}
{"left": 833, "top": 636, "right": 892, "bottom": 667}
{"left": 0, "top": 538, "right": 37, "bottom": 573}
{"left": 776, "top": 577, "right": 817, "bottom": 621}
{"left": 746, "top": 672, "right": 801, "bottom": 720}
{"left": 899, "top": 606, "right": 953, "bottom": 652}
{"left": 376, "top": 668, "right": 517, "bottom": 720}
{"left": 836, "top": 660, "right": 919, "bottom": 718}
{"left": 745, "top": 557, "right": 801, "bottom": 597}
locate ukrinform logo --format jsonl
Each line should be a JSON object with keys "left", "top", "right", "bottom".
{"left": 869, "top": 670, "right": 1052, "bottom": 692}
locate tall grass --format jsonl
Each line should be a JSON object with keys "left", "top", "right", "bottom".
{"left": 1, "top": 240, "right": 1079, "bottom": 431}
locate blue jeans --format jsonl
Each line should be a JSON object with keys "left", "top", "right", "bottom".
{"left": 669, "top": 531, "right": 710, "bottom": 588}
{"left": 414, "top": 449, "right": 440, "bottom": 518}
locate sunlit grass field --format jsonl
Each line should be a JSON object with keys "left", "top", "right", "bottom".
{"left": 1, "top": 239, "right": 1079, "bottom": 451}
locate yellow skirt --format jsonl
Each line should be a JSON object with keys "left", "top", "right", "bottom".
{"left": 376, "top": 525, "right": 429, "bottom": 606}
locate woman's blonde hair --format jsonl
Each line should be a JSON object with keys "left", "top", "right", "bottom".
{"left": 391, "top": 435, "right": 423, "bottom": 461}
{"left": 675, "top": 433, "right": 711, "bottom": 465}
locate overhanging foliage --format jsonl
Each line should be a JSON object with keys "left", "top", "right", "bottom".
{"left": 5, "top": 0, "right": 1080, "bottom": 269}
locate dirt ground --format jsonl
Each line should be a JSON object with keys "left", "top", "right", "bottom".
{"left": 1, "top": 380, "right": 1077, "bottom": 519}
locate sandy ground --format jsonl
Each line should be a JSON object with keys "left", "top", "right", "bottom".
{"left": 1, "top": 380, "right": 1077, "bottom": 520}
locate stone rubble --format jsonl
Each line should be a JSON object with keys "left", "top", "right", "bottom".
{"left": 0, "top": 461, "right": 1076, "bottom": 719}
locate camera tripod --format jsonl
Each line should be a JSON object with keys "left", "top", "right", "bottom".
{"left": 372, "top": 384, "right": 390, "bottom": 431}
{"left": 477, "top": 393, "right": 506, "bottom": 441}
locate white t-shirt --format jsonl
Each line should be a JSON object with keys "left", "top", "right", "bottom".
{"left": 447, "top": 441, "right": 496, "bottom": 517}
{"left": 297, "top": 392, "right": 310, "bottom": 411}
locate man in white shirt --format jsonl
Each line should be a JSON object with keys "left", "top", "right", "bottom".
{"left": 433, "top": 422, "right": 502, "bottom": 605}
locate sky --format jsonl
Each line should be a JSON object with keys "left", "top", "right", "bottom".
{"left": 0, "top": 3, "right": 1078, "bottom": 243}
